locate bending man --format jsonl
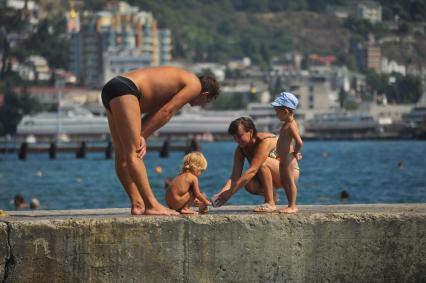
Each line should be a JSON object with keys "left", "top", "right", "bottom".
{"left": 101, "top": 66, "right": 220, "bottom": 215}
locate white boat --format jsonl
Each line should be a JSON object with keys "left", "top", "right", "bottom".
{"left": 304, "top": 112, "right": 378, "bottom": 133}
{"left": 401, "top": 105, "right": 426, "bottom": 129}
{"left": 17, "top": 104, "right": 108, "bottom": 139}
{"left": 157, "top": 108, "right": 246, "bottom": 138}
{"left": 401, "top": 105, "right": 426, "bottom": 139}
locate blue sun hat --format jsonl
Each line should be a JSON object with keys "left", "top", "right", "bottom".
{"left": 271, "top": 92, "right": 299, "bottom": 110}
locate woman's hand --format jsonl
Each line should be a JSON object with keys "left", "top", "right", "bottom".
{"left": 216, "top": 189, "right": 232, "bottom": 207}
{"left": 136, "top": 136, "right": 147, "bottom": 159}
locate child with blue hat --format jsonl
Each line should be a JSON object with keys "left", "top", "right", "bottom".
{"left": 271, "top": 92, "right": 303, "bottom": 214}
{"left": 271, "top": 92, "right": 299, "bottom": 109}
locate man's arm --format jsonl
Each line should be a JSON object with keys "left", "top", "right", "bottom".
{"left": 141, "top": 75, "right": 201, "bottom": 138}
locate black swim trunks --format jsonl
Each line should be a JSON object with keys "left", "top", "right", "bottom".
{"left": 101, "top": 76, "right": 141, "bottom": 111}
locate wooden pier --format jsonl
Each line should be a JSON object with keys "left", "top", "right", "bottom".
{"left": 0, "top": 139, "right": 200, "bottom": 160}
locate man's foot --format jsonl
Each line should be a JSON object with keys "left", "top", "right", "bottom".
{"left": 145, "top": 205, "right": 180, "bottom": 216}
{"left": 179, "top": 208, "right": 198, "bottom": 215}
{"left": 131, "top": 207, "right": 145, "bottom": 215}
{"left": 253, "top": 203, "right": 277, "bottom": 213}
{"left": 278, "top": 207, "right": 299, "bottom": 214}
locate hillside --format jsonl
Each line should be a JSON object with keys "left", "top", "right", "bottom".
{"left": 17, "top": 0, "right": 426, "bottom": 67}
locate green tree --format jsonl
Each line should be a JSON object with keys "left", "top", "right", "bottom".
{"left": 0, "top": 81, "right": 42, "bottom": 135}
{"left": 0, "top": 5, "right": 27, "bottom": 77}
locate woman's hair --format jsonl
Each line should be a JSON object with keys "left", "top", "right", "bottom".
{"left": 228, "top": 117, "right": 257, "bottom": 136}
{"left": 180, "top": 151, "right": 208, "bottom": 174}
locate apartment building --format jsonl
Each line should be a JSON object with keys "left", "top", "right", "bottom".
{"left": 68, "top": 1, "right": 172, "bottom": 87}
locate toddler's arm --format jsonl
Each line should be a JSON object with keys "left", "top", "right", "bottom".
{"left": 191, "top": 177, "right": 211, "bottom": 205}
{"left": 290, "top": 121, "right": 303, "bottom": 160}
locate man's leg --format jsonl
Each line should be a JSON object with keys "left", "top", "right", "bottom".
{"left": 107, "top": 111, "right": 144, "bottom": 215}
{"left": 109, "top": 95, "right": 178, "bottom": 215}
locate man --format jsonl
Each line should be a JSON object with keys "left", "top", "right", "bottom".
{"left": 101, "top": 66, "right": 220, "bottom": 215}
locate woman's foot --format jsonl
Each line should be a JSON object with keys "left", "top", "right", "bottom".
{"left": 179, "top": 208, "right": 198, "bottom": 215}
{"left": 253, "top": 203, "right": 277, "bottom": 213}
{"left": 145, "top": 204, "right": 180, "bottom": 216}
{"left": 278, "top": 207, "right": 299, "bottom": 214}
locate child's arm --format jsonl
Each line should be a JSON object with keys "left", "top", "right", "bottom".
{"left": 290, "top": 121, "right": 303, "bottom": 160}
{"left": 191, "top": 176, "right": 211, "bottom": 205}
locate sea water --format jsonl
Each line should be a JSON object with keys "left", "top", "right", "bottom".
{"left": 0, "top": 141, "right": 425, "bottom": 210}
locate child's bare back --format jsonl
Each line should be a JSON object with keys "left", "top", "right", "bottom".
{"left": 165, "top": 173, "right": 196, "bottom": 211}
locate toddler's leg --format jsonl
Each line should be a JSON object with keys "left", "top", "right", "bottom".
{"left": 279, "top": 159, "right": 299, "bottom": 214}
{"left": 179, "top": 194, "right": 198, "bottom": 215}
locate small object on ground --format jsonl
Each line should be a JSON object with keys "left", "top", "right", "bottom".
{"left": 210, "top": 195, "right": 220, "bottom": 208}
{"left": 199, "top": 204, "right": 209, "bottom": 214}
{"left": 0, "top": 210, "right": 8, "bottom": 217}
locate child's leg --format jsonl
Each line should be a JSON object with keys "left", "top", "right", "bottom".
{"left": 279, "top": 159, "right": 299, "bottom": 213}
{"left": 179, "top": 194, "right": 198, "bottom": 214}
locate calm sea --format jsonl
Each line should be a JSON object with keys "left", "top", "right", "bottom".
{"left": 0, "top": 141, "right": 425, "bottom": 210}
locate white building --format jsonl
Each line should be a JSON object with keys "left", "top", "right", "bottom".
{"left": 103, "top": 49, "right": 152, "bottom": 83}
{"left": 381, "top": 58, "right": 406, "bottom": 75}
{"left": 356, "top": 1, "right": 382, "bottom": 23}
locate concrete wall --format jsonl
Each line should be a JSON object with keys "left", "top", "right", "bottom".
{"left": 1, "top": 204, "right": 425, "bottom": 282}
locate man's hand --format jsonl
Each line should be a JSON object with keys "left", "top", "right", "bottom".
{"left": 136, "top": 136, "right": 147, "bottom": 159}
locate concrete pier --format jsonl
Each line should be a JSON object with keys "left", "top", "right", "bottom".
{"left": 1, "top": 204, "right": 425, "bottom": 282}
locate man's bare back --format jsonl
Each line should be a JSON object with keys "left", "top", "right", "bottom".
{"left": 124, "top": 66, "right": 201, "bottom": 114}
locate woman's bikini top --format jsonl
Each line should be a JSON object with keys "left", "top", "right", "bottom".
{"left": 238, "top": 135, "right": 278, "bottom": 163}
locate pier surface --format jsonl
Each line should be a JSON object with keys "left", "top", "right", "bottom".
{"left": 1, "top": 204, "right": 425, "bottom": 282}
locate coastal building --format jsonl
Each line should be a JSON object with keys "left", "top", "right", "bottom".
{"left": 366, "top": 37, "right": 381, "bottom": 72}
{"left": 350, "top": 36, "right": 382, "bottom": 72}
{"left": 282, "top": 69, "right": 339, "bottom": 113}
{"left": 327, "top": 1, "right": 382, "bottom": 23}
{"left": 189, "top": 62, "right": 226, "bottom": 82}
{"left": 67, "top": 1, "right": 172, "bottom": 87}
{"left": 356, "top": 1, "right": 382, "bottom": 23}
{"left": 14, "top": 86, "right": 101, "bottom": 111}
{"left": 381, "top": 58, "right": 406, "bottom": 75}
{"left": 18, "top": 55, "right": 51, "bottom": 81}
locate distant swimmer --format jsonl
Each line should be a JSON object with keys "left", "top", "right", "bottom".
{"left": 30, "top": 198, "right": 41, "bottom": 209}
{"left": 397, "top": 161, "right": 404, "bottom": 170}
{"left": 101, "top": 66, "right": 220, "bottom": 215}
{"left": 14, "top": 193, "right": 28, "bottom": 209}
{"left": 340, "top": 190, "right": 349, "bottom": 201}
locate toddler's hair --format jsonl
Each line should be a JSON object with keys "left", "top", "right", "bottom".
{"left": 180, "top": 151, "right": 207, "bottom": 174}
